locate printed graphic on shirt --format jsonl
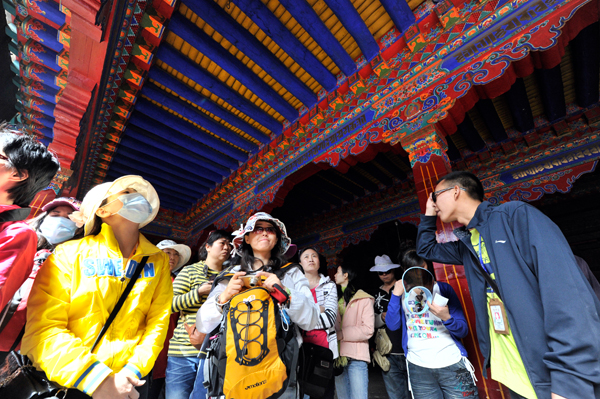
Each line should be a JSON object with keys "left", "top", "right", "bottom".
{"left": 374, "top": 289, "right": 389, "bottom": 314}
{"left": 82, "top": 258, "right": 155, "bottom": 278}
{"left": 404, "top": 284, "right": 462, "bottom": 368}
{"left": 406, "top": 311, "right": 444, "bottom": 339}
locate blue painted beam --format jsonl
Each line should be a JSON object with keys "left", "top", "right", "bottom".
{"left": 505, "top": 78, "right": 534, "bottom": 133}
{"left": 230, "top": 0, "right": 337, "bottom": 90}
{"left": 108, "top": 164, "right": 205, "bottom": 201}
{"left": 169, "top": 14, "right": 300, "bottom": 120}
{"left": 119, "top": 130, "right": 229, "bottom": 178}
{"left": 571, "top": 22, "right": 600, "bottom": 108}
{"left": 149, "top": 68, "right": 272, "bottom": 142}
{"left": 142, "top": 83, "right": 258, "bottom": 153}
{"left": 128, "top": 112, "right": 239, "bottom": 170}
{"left": 379, "top": 0, "right": 416, "bottom": 34}
{"left": 110, "top": 158, "right": 208, "bottom": 196}
{"left": 134, "top": 99, "right": 248, "bottom": 162}
{"left": 322, "top": 0, "right": 380, "bottom": 62}
{"left": 156, "top": 45, "right": 289, "bottom": 127}
{"left": 182, "top": 0, "right": 317, "bottom": 107}
{"left": 115, "top": 145, "right": 215, "bottom": 188}
{"left": 278, "top": 0, "right": 355, "bottom": 77}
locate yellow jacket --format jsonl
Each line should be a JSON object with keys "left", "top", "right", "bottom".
{"left": 22, "top": 223, "right": 173, "bottom": 395}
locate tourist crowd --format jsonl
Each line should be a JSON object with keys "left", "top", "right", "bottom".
{"left": 0, "top": 124, "right": 599, "bottom": 399}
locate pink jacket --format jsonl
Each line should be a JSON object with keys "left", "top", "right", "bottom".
{"left": 336, "top": 289, "right": 374, "bottom": 363}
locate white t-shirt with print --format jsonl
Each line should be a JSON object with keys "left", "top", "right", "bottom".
{"left": 404, "top": 283, "right": 461, "bottom": 368}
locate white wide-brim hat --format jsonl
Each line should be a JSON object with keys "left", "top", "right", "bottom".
{"left": 231, "top": 212, "right": 291, "bottom": 257}
{"left": 70, "top": 175, "right": 160, "bottom": 236}
{"left": 157, "top": 239, "right": 191, "bottom": 271}
{"left": 370, "top": 254, "right": 401, "bottom": 272}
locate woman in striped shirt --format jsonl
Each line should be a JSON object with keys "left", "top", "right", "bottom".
{"left": 298, "top": 247, "right": 338, "bottom": 399}
{"left": 165, "top": 230, "right": 232, "bottom": 399}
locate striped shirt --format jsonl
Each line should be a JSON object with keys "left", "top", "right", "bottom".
{"left": 168, "top": 261, "right": 219, "bottom": 357}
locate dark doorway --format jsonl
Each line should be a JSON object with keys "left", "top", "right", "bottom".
{"left": 338, "top": 221, "right": 417, "bottom": 295}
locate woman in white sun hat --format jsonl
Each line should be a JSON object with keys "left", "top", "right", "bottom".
{"left": 196, "top": 212, "right": 320, "bottom": 399}
{"left": 21, "top": 175, "right": 173, "bottom": 399}
{"left": 157, "top": 239, "right": 192, "bottom": 275}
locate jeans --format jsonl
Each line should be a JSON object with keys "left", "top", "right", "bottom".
{"left": 382, "top": 354, "right": 410, "bottom": 399}
{"left": 190, "top": 358, "right": 207, "bottom": 399}
{"left": 165, "top": 356, "right": 200, "bottom": 399}
{"left": 407, "top": 359, "right": 479, "bottom": 399}
{"left": 335, "top": 359, "right": 369, "bottom": 399}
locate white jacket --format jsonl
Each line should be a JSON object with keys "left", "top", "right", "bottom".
{"left": 198, "top": 265, "right": 320, "bottom": 337}
{"left": 310, "top": 275, "right": 339, "bottom": 359}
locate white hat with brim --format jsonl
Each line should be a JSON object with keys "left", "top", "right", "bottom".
{"left": 370, "top": 254, "right": 401, "bottom": 272}
{"left": 70, "top": 175, "right": 160, "bottom": 236}
{"left": 157, "top": 239, "right": 191, "bottom": 271}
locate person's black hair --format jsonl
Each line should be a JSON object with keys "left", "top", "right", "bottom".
{"left": 239, "top": 220, "right": 288, "bottom": 272}
{"left": 437, "top": 171, "right": 484, "bottom": 202}
{"left": 400, "top": 248, "right": 434, "bottom": 276}
{"left": 72, "top": 197, "right": 108, "bottom": 241}
{"left": 336, "top": 264, "right": 357, "bottom": 304}
{"left": 0, "top": 127, "right": 60, "bottom": 207}
{"left": 298, "top": 247, "right": 328, "bottom": 276}
{"left": 198, "top": 230, "right": 232, "bottom": 261}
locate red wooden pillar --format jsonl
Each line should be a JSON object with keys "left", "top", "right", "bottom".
{"left": 401, "top": 125, "right": 510, "bottom": 399}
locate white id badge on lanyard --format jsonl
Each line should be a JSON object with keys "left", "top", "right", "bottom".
{"left": 489, "top": 296, "right": 509, "bottom": 335}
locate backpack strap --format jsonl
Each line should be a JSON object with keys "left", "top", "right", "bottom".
{"left": 91, "top": 255, "right": 149, "bottom": 353}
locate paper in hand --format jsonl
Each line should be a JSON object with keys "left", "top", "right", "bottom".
{"left": 433, "top": 293, "right": 449, "bottom": 307}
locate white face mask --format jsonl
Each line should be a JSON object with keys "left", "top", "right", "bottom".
{"left": 39, "top": 216, "right": 77, "bottom": 245}
{"left": 101, "top": 193, "right": 152, "bottom": 224}
{"left": 402, "top": 267, "right": 434, "bottom": 315}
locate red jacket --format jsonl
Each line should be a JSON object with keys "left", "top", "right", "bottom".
{"left": 0, "top": 205, "right": 37, "bottom": 316}
{"left": 0, "top": 250, "right": 49, "bottom": 351}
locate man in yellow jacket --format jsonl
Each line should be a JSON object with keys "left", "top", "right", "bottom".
{"left": 22, "top": 176, "right": 173, "bottom": 399}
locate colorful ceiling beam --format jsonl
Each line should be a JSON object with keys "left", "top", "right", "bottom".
{"left": 148, "top": 68, "right": 272, "bottom": 143}
{"left": 322, "top": 0, "right": 381, "bottom": 62}
{"left": 231, "top": 0, "right": 338, "bottom": 91}
{"left": 276, "top": 0, "right": 356, "bottom": 77}
{"left": 127, "top": 110, "right": 239, "bottom": 169}
{"left": 152, "top": 45, "right": 284, "bottom": 132}
{"left": 183, "top": 0, "right": 317, "bottom": 107}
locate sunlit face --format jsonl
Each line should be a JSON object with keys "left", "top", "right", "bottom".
{"left": 48, "top": 205, "right": 74, "bottom": 218}
{"left": 0, "top": 149, "right": 27, "bottom": 194}
{"left": 163, "top": 248, "right": 180, "bottom": 271}
{"left": 97, "top": 188, "right": 137, "bottom": 217}
{"left": 300, "top": 249, "right": 320, "bottom": 274}
{"left": 334, "top": 266, "right": 348, "bottom": 285}
{"left": 244, "top": 221, "right": 278, "bottom": 253}
{"left": 206, "top": 237, "right": 231, "bottom": 263}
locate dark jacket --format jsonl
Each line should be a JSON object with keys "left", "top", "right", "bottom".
{"left": 386, "top": 281, "right": 469, "bottom": 357}
{"left": 417, "top": 201, "right": 600, "bottom": 399}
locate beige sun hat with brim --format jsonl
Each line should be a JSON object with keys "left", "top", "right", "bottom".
{"left": 156, "top": 240, "right": 191, "bottom": 271}
{"left": 69, "top": 175, "right": 160, "bottom": 236}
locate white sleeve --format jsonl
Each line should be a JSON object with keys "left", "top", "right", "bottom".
{"left": 285, "top": 269, "right": 320, "bottom": 331}
{"left": 197, "top": 282, "right": 226, "bottom": 334}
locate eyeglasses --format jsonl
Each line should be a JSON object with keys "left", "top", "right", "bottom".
{"left": 0, "top": 154, "right": 10, "bottom": 163}
{"left": 378, "top": 271, "right": 392, "bottom": 276}
{"left": 432, "top": 186, "right": 466, "bottom": 203}
{"left": 253, "top": 226, "right": 277, "bottom": 235}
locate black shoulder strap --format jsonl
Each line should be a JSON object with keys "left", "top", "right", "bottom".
{"left": 91, "top": 255, "right": 149, "bottom": 353}
{"left": 0, "top": 208, "right": 31, "bottom": 223}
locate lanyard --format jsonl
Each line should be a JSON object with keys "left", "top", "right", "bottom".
{"left": 478, "top": 235, "right": 491, "bottom": 275}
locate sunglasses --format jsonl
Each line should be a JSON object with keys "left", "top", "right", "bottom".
{"left": 431, "top": 186, "right": 466, "bottom": 203}
{"left": 253, "top": 226, "right": 277, "bottom": 235}
{"left": 378, "top": 271, "right": 393, "bottom": 276}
